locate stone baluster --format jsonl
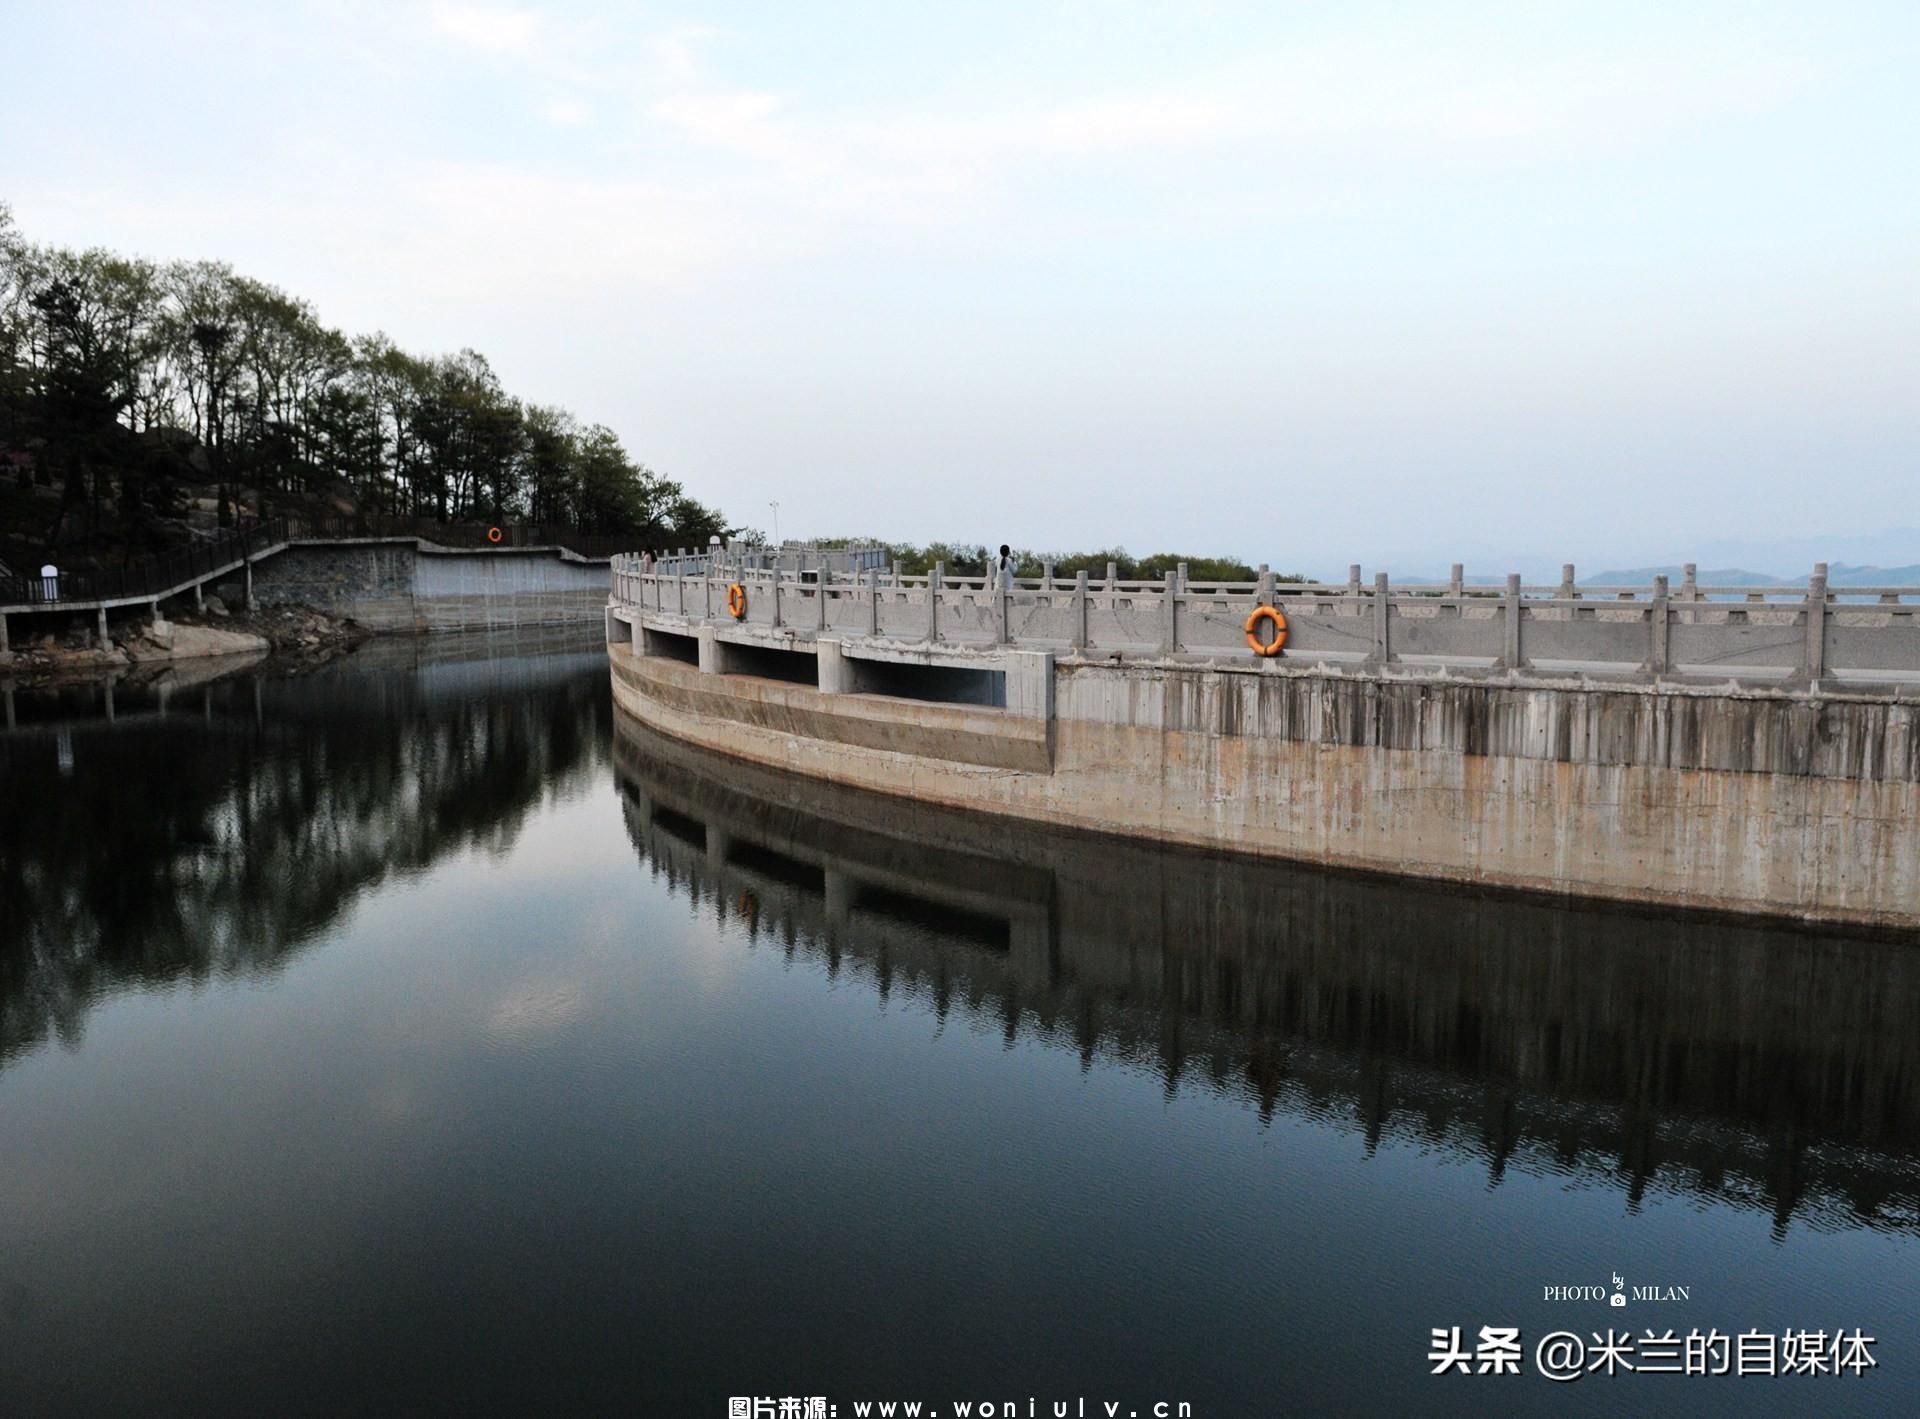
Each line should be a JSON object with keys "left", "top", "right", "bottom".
{"left": 1804, "top": 563, "right": 1828, "bottom": 683}
{"left": 1649, "top": 574, "right": 1669, "bottom": 676}
{"left": 1503, "top": 573, "right": 1522, "bottom": 670}
{"left": 1373, "top": 572, "right": 1390, "bottom": 663}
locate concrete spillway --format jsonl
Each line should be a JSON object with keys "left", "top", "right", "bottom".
{"left": 607, "top": 562, "right": 1920, "bottom": 931}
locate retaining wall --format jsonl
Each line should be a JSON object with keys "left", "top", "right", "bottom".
{"left": 607, "top": 606, "right": 1920, "bottom": 930}
{"left": 251, "top": 541, "right": 607, "bottom": 632}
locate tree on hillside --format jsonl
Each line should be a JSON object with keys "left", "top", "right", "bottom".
{"left": 0, "top": 212, "right": 734, "bottom": 560}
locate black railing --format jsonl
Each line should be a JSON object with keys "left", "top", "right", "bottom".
{"left": 2, "top": 519, "right": 292, "bottom": 606}
{"left": 1, "top": 517, "right": 644, "bottom": 606}
{"left": 284, "top": 516, "right": 639, "bottom": 560}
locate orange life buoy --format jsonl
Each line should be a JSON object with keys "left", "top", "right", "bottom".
{"left": 486, "top": 526, "right": 503, "bottom": 544}
{"left": 726, "top": 582, "right": 747, "bottom": 619}
{"left": 1245, "top": 604, "right": 1287, "bottom": 656}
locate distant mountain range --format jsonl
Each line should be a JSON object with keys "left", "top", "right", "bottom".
{"left": 1352, "top": 563, "right": 1920, "bottom": 588}
{"left": 1339, "top": 529, "right": 1920, "bottom": 589}
{"left": 1584, "top": 564, "right": 1920, "bottom": 588}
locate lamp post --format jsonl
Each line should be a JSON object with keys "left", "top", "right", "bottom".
{"left": 769, "top": 501, "right": 780, "bottom": 547}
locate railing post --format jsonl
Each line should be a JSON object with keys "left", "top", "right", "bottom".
{"left": 1106, "top": 561, "right": 1118, "bottom": 591}
{"left": 892, "top": 559, "right": 902, "bottom": 589}
{"left": 772, "top": 567, "right": 783, "bottom": 627}
{"left": 868, "top": 566, "right": 879, "bottom": 636}
{"left": 817, "top": 569, "right": 828, "bottom": 631}
{"left": 1502, "top": 573, "right": 1522, "bottom": 671}
{"left": 1042, "top": 559, "right": 1054, "bottom": 591}
{"left": 704, "top": 560, "right": 712, "bottom": 618}
{"left": 1450, "top": 563, "right": 1464, "bottom": 597}
{"left": 928, "top": 561, "right": 943, "bottom": 643}
{"left": 1177, "top": 561, "right": 1189, "bottom": 592}
{"left": 1257, "top": 564, "right": 1274, "bottom": 607}
{"left": 677, "top": 570, "right": 685, "bottom": 616}
{"left": 1681, "top": 563, "right": 1698, "bottom": 601}
{"left": 1560, "top": 563, "right": 1577, "bottom": 600}
{"left": 1073, "top": 570, "right": 1088, "bottom": 650}
{"left": 1649, "top": 575, "right": 1669, "bottom": 676}
{"left": 1348, "top": 563, "right": 1362, "bottom": 598}
{"left": 1372, "top": 572, "right": 1390, "bottom": 664}
{"left": 1804, "top": 563, "right": 1828, "bottom": 683}
{"left": 1162, "top": 571, "right": 1178, "bottom": 653}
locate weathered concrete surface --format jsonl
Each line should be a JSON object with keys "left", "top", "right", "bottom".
{"left": 1062, "top": 662, "right": 1920, "bottom": 782}
{"left": 252, "top": 543, "right": 606, "bottom": 631}
{"left": 611, "top": 649, "right": 1049, "bottom": 773}
{"left": 609, "top": 640, "right": 1920, "bottom": 930}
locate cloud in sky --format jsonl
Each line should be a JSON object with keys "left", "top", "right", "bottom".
{"left": 428, "top": 2, "right": 541, "bottom": 55}
{"left": 4, "top": 0, "right": 1916, "bottom": 566}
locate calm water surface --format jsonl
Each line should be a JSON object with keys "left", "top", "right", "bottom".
{"left": 2, "top": 633, "right": 1917, "bottom": 1416}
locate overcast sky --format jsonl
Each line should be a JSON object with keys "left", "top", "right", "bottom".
{"left": 6, "top": 1, "right": 1917, "bottom": 573}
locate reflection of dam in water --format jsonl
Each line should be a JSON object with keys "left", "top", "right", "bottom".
{"left": 612, "top": 709, "right": 1920, "bottom": 1241}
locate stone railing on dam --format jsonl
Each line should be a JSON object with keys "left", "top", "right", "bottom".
{"left": 606, "top": 554, "right": 1920, "bottom": 929}
{"left": 651, "top": 542, "right": 890, "bottom": 579}
{"left": 613, "top": 555, "right": 1920, "bottom": 687}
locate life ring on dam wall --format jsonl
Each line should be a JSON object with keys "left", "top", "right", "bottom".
{"left": 726, "top": 583, "right": 747, "bottom": 619}
{"left": 486, "top": 526, "right": 503, "bottom": 544}
{"left": 1245, "top": 604, "right": 1287, "bottom": 657}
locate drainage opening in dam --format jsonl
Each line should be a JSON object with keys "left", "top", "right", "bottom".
{"left": 847, "top": 658, "right": 1007, "bottom": 708}
{"left": 641, "top": 627, "right": 701, "bottom": 666}
{"left": 719, "top": 641, "right": 819, "bottom": 685}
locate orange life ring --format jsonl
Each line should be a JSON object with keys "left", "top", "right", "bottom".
{"left": 1245, "top": 604, "right": 1287, "bottom": 656}
{"left": 726, "top": 582, "right": 747, "bottom": 619}
{"left": 486, "top": 526, "right": 504, "bottom": 543}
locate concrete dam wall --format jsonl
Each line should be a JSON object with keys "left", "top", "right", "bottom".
{"left": 607, "top": 560, "right": 1920, "bottom": 930}
{"left": 251, "top": 539, "right": 607, "bottom": 632}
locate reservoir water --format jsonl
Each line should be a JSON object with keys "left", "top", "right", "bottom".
{"left": 2, "top": 632, "right": 1915, "bottom": 1416}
